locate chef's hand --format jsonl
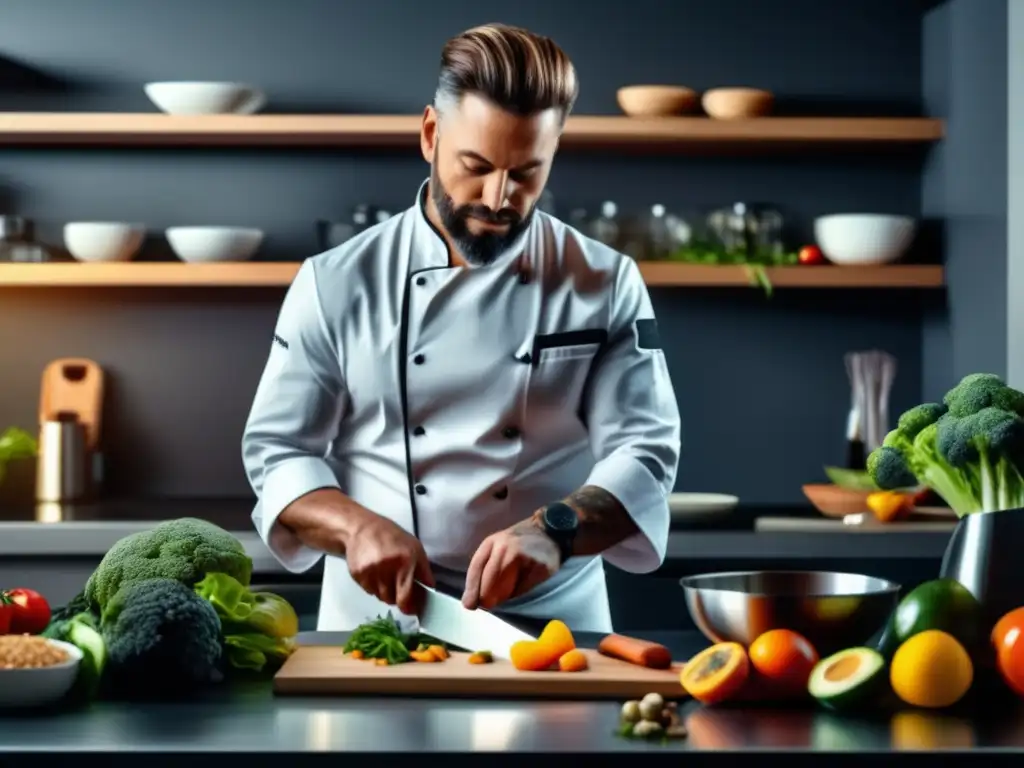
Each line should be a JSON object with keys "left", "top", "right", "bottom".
{"left": 346, "top": 512, "right": 435, "bottom": 615}
{"left": 462, "top": 519, "right": 560, "bottom": 610}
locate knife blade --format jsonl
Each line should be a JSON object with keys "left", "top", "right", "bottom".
{"left": 415, "top": 582, "right": 536, "bottom": 659}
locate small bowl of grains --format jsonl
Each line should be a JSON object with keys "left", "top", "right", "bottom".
{"left": 0, "top": 635, "right": 83, "bottom": 708}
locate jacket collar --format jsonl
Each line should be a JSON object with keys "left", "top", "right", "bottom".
{"left": 410, "top": 178, "right": 535, "bottom": 274}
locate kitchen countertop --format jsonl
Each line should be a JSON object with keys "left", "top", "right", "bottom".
{"left": 0, "top": 499, "right": 958, "bottom": 571}
{"left": 0, "top": 630, "right": 1018, "bottom": 758}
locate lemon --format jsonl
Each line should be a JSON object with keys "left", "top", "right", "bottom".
{"left": 890, "top": 630, "right": 973, "bottom": 708}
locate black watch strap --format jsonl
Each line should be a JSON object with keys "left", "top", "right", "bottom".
{"left": 542, "top": 501, "right": 579, "bottom": 564}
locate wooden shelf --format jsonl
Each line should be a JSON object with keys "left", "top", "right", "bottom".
{"left": 0, "top": 113, "right": 944, "bottom": 150}
{"left": 0, "top": 262, "right": 945, "bottom": 289}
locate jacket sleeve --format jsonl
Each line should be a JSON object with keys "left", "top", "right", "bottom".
{"left": 242, "top": 259, "right": 347, "bottom": 573}
{"left": 581, "top": 257, "right": 682, "bottom": 573}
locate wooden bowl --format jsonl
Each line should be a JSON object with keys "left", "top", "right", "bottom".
{"left": 701, "top": 87, "right": 774, "bottom": 120}
{"left": 616, "top": 85, "right": 699, "bottom": 117}
{"left": 802, "top": 483, "right": 872, "bottom": 519}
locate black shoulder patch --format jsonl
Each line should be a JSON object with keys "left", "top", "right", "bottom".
{"left": 273, "top": 333, "right": 289, "bottom": 350}
{"left": 635, "top": 319, "right": 661, "bottom": 350}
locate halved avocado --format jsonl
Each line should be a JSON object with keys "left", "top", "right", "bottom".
{"left": 808, "top": 647, "right": 887, "bottom": 711}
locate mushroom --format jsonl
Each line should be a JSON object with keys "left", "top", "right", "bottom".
{"left": 638, "top": 692, "right": 665, "bottom": 721}
{"left": 633, "top": 719, "right": 664, "bottom": 738}
{"left": 620, "top": 700, "right": 642, "bottom": 724}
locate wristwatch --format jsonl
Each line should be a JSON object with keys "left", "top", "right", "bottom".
{"left": 541, "top": 501, "right": 579, "bottom": 564}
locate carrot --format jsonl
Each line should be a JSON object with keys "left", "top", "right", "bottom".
{"left": 468, "top": 651, "right": 494, "bottom": 664}
{"left": 598, "top": 633, "right": 673, "bottom": 669}
{"left": 374, "top": 657, "right": 390, "bottom": 666}
{"left": 558, "top": 649, "right": 589, "bottom": 672}
{"left": 427, "top": 644, "right": 449, "bottom": 661}
{"left": 349, "top": 649, "right": 365, "bottom": 660}
{"left": 410, "top": 650, "right": 438, "bottom": 663}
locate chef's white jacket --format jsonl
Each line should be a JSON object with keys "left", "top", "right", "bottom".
{"left": 243, "top": 181, "right": 681, "bottom": 632}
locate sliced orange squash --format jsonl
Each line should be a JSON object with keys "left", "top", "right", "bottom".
{"left": 510, "top": 620, "right": 578, "bottom": 671}
{"left": 680, "top": 642, "right": 750, "bottom": 704}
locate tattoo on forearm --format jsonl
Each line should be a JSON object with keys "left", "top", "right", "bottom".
{"left": 557, "top": 485, "right": 640, "bottom": 556}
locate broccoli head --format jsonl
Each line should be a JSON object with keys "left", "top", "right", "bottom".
{"left": 943, "top": 373, "right": 1024, "bottom": 418}
{"left": 84, "top": 517, "right": 252, "bottom": 612}
{"left": 101, "top": 578, "right": 223, "bottom": 699}
{"left": 935, "top": 407, "right": 1024, "bottom": 512}
{"left": 867, "top": 444, "right": 918, "bottom": 490}
{"left": 867, "top": 403, "right": 947, "bottom": 490}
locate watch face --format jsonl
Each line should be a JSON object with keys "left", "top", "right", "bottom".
{"left": 546, "top": 502, "right": 578, "bottom": 532}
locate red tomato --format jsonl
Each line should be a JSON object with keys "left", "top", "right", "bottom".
{"left": 993, "top": 607, "right": 1024, "bottom": 695}
{"left": 6, "top": 588, "right": 51, "bottom": 635}
{"left": 0, "top": 593, "right": 12, "bottom": 634}
{"left": 798, "top": 245, "right": 825, "bottom": 265}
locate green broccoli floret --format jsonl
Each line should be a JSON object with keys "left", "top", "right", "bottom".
{"left": 936, "top": 407, "right": 1024, "bottom": 512}
{"left": 869, "top": 373, "right": 1024, "bottom": 516}
{"left": 84, "top": 517, "right": 253, "bottom": 612}
{"left": 944, "top": 372, "right": 1024, "bottom": 417}
{"left": 867, "top": 444, "right": 918, "bottom": 490}
{"left": 101, "top": 578, "right": 224, "bottom": 699}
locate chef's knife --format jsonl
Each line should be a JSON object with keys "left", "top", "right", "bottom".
{"left": 415, "top": 581, "right": 536, "bottom": 659}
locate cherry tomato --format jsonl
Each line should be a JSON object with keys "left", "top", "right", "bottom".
{"left": 0, "top": 592, "right": 12, "bottom": 635}
{"left": 6, "top": 588, "right": 51, "bottom": 635}
{"left": 798, "top": 245, "right": 825, "bottom": 265}
{"left": 992, "top": 607, "right": 1024, "bottom": 695}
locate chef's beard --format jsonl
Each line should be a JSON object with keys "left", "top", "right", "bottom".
{"left": 429, "top": 163, "right": 535, "bottom": 267}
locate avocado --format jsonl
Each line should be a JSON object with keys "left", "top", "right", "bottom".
{"left": 808, "top": 647, "right": 887, "bottom": 711}
{"left": 876, "top": 578, "right": 982, "bottom": 659}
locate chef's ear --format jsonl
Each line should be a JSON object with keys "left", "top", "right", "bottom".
{"left": 421, "top": 105, "right": 439, "bottom": 163}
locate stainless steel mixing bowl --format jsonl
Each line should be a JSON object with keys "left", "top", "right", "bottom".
{"left": 680, "top": 570, "right": 899, "bottom": 656}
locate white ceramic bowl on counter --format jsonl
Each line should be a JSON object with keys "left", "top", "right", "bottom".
{"left": 64, "top": 222, "right": 146, "bottom": 262}
{"left": 814, "top": 214, "right": 917, "bottom": 265}
{"left": 165, "top": 226, "right": 264, "bottom": 263}
{"left": 144, "top": 82, "right": 266, "bottom": 115}
{"left": 0, "top": 638, "right": 82, "bottom": 708}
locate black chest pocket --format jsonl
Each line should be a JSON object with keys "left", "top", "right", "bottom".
{"left": 526, "top": 330, "right": 607, "bottom": 418}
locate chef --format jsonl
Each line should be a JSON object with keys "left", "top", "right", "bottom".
{"left": 242, "top": 22, "right": 681, "bottom": 633}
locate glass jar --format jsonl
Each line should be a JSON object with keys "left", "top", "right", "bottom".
{"left": 0, "top": 216, "right": 51, "bottom": 263}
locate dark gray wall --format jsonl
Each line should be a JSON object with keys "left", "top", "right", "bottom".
{"left": 0, "top": 0, "right": 931, "bottom": 505}
{"left": 920, "top": 0, "right": 1008, "bottom": 399}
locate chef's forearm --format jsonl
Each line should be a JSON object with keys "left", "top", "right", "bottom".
{"left": 277, "top": 488, "right": 374, "bottom": 556}
{"left": 522, "top": 485, "right": 640, "bottom": 556}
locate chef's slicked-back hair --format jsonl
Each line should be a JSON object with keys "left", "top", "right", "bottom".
{"left": 434, "top": 23, "right": 579, "bottom": 123}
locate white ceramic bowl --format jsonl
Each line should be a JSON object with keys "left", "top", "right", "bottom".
{"left": 0, "top": 639, "right": 82, "bottom": 708}
{"left": 64, "top": 222, "right": 145, "bottom": 262}
{"left": 144, "top": 82, "right": 266, "bottom": 115}
{"left": 669, "top": 493, "right": 739, "bottom": 524}
{"left": 814, "top": 214, "right": 917, "bottom": 265}
{"left": 165, "top": 226, "right": 264, "bottom": 263}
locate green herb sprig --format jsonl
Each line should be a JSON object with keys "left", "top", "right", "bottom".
{"left": 343, "top": 614, "right": 447, "bottom": 665}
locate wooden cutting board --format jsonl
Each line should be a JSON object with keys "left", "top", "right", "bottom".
{"left": 755, "top": 516, "right": 956, "bottom": 532}
{"left": 273, "top": 646, "right": 685, "bottom": 699}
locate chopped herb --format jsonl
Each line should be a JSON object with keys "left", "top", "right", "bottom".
{"left": 343, "top": 614, "right": 447, "bottom": 665}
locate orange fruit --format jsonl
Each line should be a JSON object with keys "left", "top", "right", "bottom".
{"left": 748, "top": 629, "right": 820, "bottom": 692}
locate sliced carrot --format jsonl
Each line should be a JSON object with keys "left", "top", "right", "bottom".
{"left": 428, "top": 644, "right": 449, "bottom": 661}
{"left": 410, "top": 650, "right": 438, "bottom": 662}
{"left": 558, "top": 649, "right": 589, "bottom": 672}
{"left": 349, "top": 649, "right": 365, "bottom": 660}
{"left": 597, "top": 634, "right": 673, "bottom": 669}
{"left": 468, "top": 651, "right": 494, "bottom": 664}
{"left": 374, "top": 657, "right": 390, "bottom": 666}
